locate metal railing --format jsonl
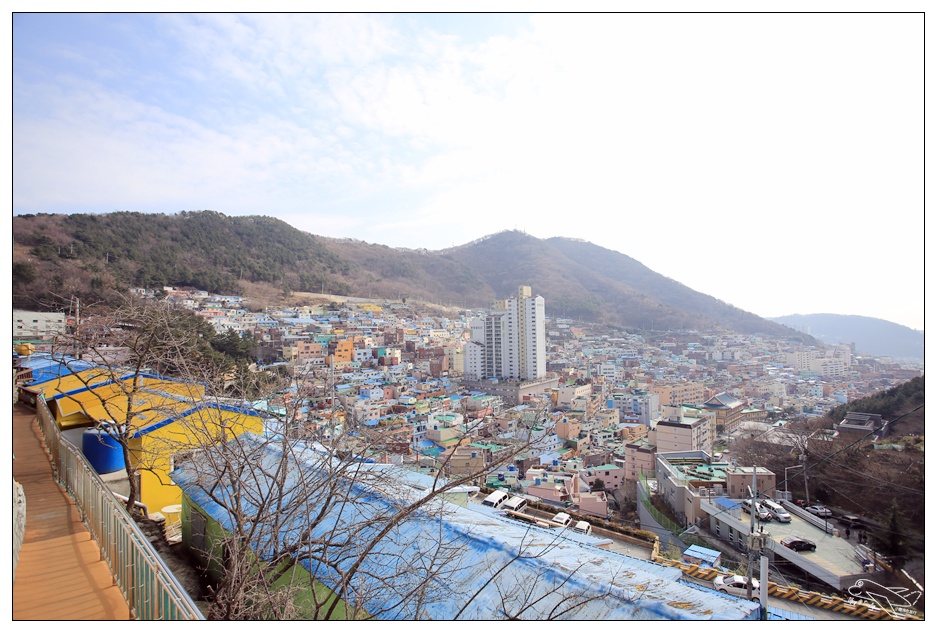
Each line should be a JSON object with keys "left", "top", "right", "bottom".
{"left": 35, "top": 397, "right": 204, "bottom": 620}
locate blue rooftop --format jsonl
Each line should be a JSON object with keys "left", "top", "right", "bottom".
{"left": 171, "top": 434, "right": 758, "bottom": 620}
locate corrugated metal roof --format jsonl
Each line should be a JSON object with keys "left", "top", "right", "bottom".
{"left": 172, "top": 434, "right": 757, "bottom": 620}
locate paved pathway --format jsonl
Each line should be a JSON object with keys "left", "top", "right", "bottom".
{"left": 13, "top": 404, "right": 131, "bottom": 620}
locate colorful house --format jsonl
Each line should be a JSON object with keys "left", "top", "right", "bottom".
{"left": 20, "top": 363, "right": 265, "bottom": 511}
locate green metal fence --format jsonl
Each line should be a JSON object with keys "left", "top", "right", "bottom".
{"left": 36, "top": 397, "right": 204, "bottom": 620}
{"left": 639, "top": 474, "right": 709, "bottom": 553}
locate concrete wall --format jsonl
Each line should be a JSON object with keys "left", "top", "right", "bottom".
{"left": 13, "top": 479, "right": 26, "bottom": 581}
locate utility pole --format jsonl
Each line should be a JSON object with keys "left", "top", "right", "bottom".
{"left": 746, "top": 467, "right": 769, "bottom": 619}
{"left": 746, "top": 470, "right": 757, "bottom": 601}
{"left": 70, "top": 296, "right": 82, "bottom": 358}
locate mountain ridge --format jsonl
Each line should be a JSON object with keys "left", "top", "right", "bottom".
{"left": 14, "top": 211, "right": 812, "bottom": 340}
{"left": 770, "top": 313, "right": 924, "bottom": 361}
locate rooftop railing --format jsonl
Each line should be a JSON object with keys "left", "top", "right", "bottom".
{"left": 35, "top": 397, "right": 204, "bottom": 620}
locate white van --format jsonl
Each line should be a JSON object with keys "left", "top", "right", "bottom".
{"left": 482, "top": 490, "right": 509, "bottom": 509}
{"left": 572, "top": 520, "right": 592, "bottom": 535}
{"left": 552, "top": 512, "right": 572, "bottom": 527}
{"left": 741, "top": 499, "right": 771, "bottom": 521}
{"left": 502, "top": 495, "right": 528, "bottom": 513}
{"left": 761, "top": 499, "right": 791, "bottom": 523}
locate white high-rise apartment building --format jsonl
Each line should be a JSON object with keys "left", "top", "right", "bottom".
{"left": 786, "top": 350, "right": 823, "bottom": 371}
{"left": 464, "top": 285, "right": 546, "bottom": 381}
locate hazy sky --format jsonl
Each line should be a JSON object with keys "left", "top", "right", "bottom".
{"left": 10, "top": 11, "right": 925, "bottom": 330}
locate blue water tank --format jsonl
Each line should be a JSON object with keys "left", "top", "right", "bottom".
{"left": 82, "top": 426, "right": 127, "bottom": 475}
{"left": 508, "top": 465, "right": 515, "bottom": 472}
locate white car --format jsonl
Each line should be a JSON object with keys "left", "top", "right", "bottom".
{"left": 741, "top": 499, "right": 771, "bottom": 521}
{"left": 805, "top": 504, "right": 832, "bottom": 518}
{"left": 714, "top": 574, "right": 761, "bottom": 601}
{"left": 761, "top": 499, "right": 791, "bottom": 523}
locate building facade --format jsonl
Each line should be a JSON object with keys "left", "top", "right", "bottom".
{"left": 464, "top": 286, "right": 546, "bottom": 382}
{"left": 702, "top": 392, "right": 744, "bottom": 435}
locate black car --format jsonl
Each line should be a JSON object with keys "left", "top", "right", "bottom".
{"left": 781, "top": 536, "right": 817, "bottom": 552}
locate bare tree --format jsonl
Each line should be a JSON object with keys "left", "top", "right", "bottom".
{"left": 47, "top": 294, "right": 230, "bottom": 512}
{"left": 44, "top": 297, "right": 705, "bottom": 620}
{"left": 148, "top": 347, "right": 658, "bottom": 620}
{"left": 169, "top": 388, "right": 545, "bottom": 619}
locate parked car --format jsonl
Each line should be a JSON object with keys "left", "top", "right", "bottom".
{"left": 761, "top": 499, "right": 791, "bottom": 523}
{"left": 501, "top": 495, "right": 528, "bottom": 513}
{"left": 781, "top": 536, "right": 817, "bottom": 552}
{"left": 741, "top": 499, "right": 771, "bottom": 521}
{"left": 572, "top": 520, "right": 592, "bottom": 535}
{"left": 838, "top": 515, "right": 865, "bottom": 529}
{"left": 805, "top": 504, "right": 832, "bottom": 518}
{"left": 714, "top": 574, "right": 760, "bottom": 601}
{"left": 481, "top": 490, "right": 509, "bottom": 509}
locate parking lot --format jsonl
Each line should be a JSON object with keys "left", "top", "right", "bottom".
{"left": 760, "top": 514, "right": 866, "bottom": 576}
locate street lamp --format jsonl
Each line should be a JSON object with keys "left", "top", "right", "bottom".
{"left": 783, "top": 464, "right": 803, "bottom": 495}
{"left": 784, "top": 456, "right": 810, "bottom": 505}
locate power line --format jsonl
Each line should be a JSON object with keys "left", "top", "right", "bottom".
{"left": 761, "top": 403, "right": 924, "bottom": 499}
{"left": 677, "top": 403, "right": 924, "bottom": 536}
{"left": 815, "top": 463, "right": 924, "bottom": 496}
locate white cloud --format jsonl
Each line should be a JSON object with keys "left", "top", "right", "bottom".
{"left": 10, "top": 12, "right": 924, "bottom": 329}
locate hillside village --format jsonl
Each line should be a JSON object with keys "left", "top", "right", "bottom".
{"left": 11, "top": 12, "right": 923, "bottom": 621}
{"left": 13, "top": 285, "right": 922, "bottom": 510}
{"left": 12, "top": 285, "right": 924, "bottom": 620}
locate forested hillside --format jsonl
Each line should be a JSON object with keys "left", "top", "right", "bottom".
{"left": 13, "top": 211, "right": 812, "bottom": 339}
{"left": 828, "top": 376, "right": 925, "bottom": 435}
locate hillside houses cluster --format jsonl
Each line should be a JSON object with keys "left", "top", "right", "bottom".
{"left": 13, "top": 283, "right": 924, "bottom": 619}
{"left": 17, "top": 287, "right": 920, "bottom": 523}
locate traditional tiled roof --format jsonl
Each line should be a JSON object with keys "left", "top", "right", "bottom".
{"left": 703, "top": 392, "right": 743, "bottom": 409}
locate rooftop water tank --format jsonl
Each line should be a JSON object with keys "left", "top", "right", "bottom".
{"left": 82, "top": 425, "right": 127, "bottom": 475}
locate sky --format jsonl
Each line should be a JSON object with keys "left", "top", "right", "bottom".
{"left": 9, "top": 9, "right": 926, "bottom": 331}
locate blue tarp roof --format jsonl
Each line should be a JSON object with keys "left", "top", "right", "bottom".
{"left": 171, "top": 434, "right": 757, "bottom": 621}
{"left": 714, "top": 497, "right": 741, "bottom": 510}
{"left": 682, "top": 544, "right": 722, "bottom": 566}
{"left": 18, "top": 354, "right": 97, "bottom": 384}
